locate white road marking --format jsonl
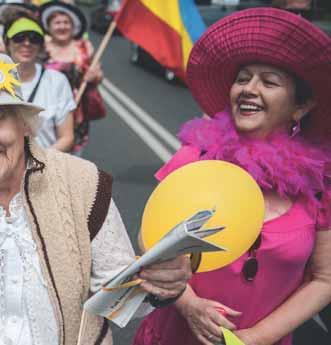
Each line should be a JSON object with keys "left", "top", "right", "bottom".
{"left": 99, "top": 85, "right": 173, "bottom": 162}
{"left": 313, "top": 314, "right": 328, "bottom": 333}
{"left": 102, "top": 78, "right": 180, "bottom": 151}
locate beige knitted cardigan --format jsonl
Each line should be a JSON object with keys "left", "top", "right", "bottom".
{"left": 23, "top": 140, "right": 114, "bottom": 345}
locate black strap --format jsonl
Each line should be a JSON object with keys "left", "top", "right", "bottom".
{"left": 146, "top": 285, "right": 187, "bottom": 308}
{"left": 28, "top": 66, "right": 45, "bottom": 103}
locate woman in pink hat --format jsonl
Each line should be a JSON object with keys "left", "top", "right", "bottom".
{"left": 134, "top": 7, "right": 331, "bottom": 345}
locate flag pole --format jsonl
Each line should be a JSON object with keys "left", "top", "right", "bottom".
{"left": 76, "top": 309, "right": 87, "bottom": 345}
{"left": 75, "top": 19, "right": 117, "bottom": 104}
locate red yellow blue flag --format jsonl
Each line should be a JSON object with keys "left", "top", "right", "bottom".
{"left": 115, "top": 0, "right": 206, "bottom": 80}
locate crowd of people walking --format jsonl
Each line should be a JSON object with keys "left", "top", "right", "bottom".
{"left": 0, "top": 0, "right": 104, "bottom": 155}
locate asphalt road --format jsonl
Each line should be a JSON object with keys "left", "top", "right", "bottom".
{"left": 81, "top": 8, "right": 330, "bottom": 345}
{"left": 83, "top": 21, "right": 200, "bottom": 345}
{"left": 84, "top": 30, "right": 199, "bottom": 249}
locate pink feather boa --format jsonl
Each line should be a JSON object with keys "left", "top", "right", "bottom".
{"left": 175, "top": 110, "right": 331, "bottom": 228}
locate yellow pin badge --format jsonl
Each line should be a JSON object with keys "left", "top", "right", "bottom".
{"left": 0, "top": 60, "right": 21, "bottom": 97}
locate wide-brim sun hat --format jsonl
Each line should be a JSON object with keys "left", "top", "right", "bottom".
{"left": 39, "top": 1, "right": 87, "bottom": 39}
{"left": 187, "top": 7, "right": 331, "bottom": 140}
{"left": 0, "top": 53, "right": 43, "bottom": 116}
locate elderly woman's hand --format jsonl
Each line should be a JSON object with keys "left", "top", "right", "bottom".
{"left": 138, "top": 255, "right": 191, "bottom": 300}
{"left": 175, "top": 286, "right": 241, "bottom": 345}
{"left": 84, "top": 62, "right": 103, "bottom": 84}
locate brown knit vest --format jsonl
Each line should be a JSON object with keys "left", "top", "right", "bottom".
{"left": 22, "top": 140, "right": 114, "bottom": 345}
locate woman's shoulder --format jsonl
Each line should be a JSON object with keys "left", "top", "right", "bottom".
{"left": 45, "top": 149, "right": 112, "bottom": 186}
{"left": 42, "top": 69, "right": 73, "bottom": 94}
{"left": 43, "top": 148, "right": 96, "bottom": 178}
{"left": 42, "top": 66, "right": 69, "bottom": 82}
{"left": 34, "top": 67, "right": 73, "bottom": 105}
{"left": 42, "top": 149, "right": 113, "bottom": 235}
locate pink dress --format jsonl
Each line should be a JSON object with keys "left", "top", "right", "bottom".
{"left": 133, "top": 146, "right": 326, "bottom": 345}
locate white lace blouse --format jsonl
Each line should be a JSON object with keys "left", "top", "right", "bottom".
{"left": 0, "top": 194, "right": 136, "bottom": 345}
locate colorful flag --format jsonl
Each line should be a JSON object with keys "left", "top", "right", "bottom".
{"left": 115, "top": 0, "right": 206, "bottom": 80}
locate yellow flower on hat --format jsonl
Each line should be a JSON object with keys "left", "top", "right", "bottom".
{"left": 0, "top": 60, "right": 21, "bottom": 97}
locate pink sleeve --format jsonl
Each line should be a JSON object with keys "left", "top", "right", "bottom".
{"left": 316, "top": 189, "right": 331, "bottom": 231}
{"left": 155, "top": 145, "right": 201, "bottom": 181}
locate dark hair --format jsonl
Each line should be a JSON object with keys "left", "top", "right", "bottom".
{"left": 293, "top": 75, "right": 313, "bottom": 105}
{"left": 292, "top": 74, "right": 314, "bottom": 132}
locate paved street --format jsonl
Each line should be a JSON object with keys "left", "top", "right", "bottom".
{"left": 84, "top": 29, "right": 199, "bottom": 250}
{"left": 84, "top": 26, "right": 200, "bottom": 345}
{"left": 81, "top": 9, "right": 330, "bottom": 345}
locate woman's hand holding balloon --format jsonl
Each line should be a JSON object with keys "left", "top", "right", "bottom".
{"left": 175, "top": 285, "right": 241, "bottom": 345}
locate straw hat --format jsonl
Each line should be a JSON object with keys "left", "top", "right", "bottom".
{"left": 187, "top": 7, "right": 331, "bottom": 139}
{"left": 0, "top": 53, "right": 42, "bottom": 116}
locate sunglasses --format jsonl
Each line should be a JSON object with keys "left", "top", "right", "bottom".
{"left": 11, "top": 32, "right": 44, "bottom": 45}
{"left": 241, "top": 234, "right": 262, "bottom": 282}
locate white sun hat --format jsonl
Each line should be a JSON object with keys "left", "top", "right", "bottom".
{"left": 0, "top": 53, "right": 43, "bottom": 116}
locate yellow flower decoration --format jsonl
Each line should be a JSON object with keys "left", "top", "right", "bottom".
{"left": 0, "top": 60, "right": 21, "bottom": 97}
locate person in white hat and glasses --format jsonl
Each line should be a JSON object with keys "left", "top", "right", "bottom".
{"left": 0, "top": 53, "right": 191, "bottom": 345}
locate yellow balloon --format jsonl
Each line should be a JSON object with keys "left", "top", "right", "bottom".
{"left": 140, "top": 160, "right": 265, "bottom": 272}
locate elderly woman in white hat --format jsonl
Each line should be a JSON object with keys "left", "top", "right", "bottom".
{"left": 0, "top": 53, "right": 191, "bottom": 345}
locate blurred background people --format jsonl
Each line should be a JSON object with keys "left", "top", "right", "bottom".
{"left": 0, "top": 3, "right": 39, "bottom": 53}
{"left": 3, "top": 10, "right": 75, "bottom": 152}
{"left": 272, "top": 0, "right": 312, "bottom": 8}
{"left": 40, "top": 1, "right": 104, "bottom": 156}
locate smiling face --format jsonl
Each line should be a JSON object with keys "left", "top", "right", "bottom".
{"left": 0, "top": 108, "right": 27, "bottom": 186}
{"left": 48, "top": 12, "right": 74, "bottom": 43}
{"left": 230, "top": 64, "right": 308, "bottom": 138}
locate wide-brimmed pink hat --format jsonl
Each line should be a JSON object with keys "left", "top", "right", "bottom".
{"left": 187, "top": 7, "right": 331, "bottom": 140}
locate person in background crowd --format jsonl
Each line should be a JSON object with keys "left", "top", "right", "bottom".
{"left": 0, "top": 52, "right": 191, "bottom": 345}
{"left": 272, "top": 0, "right": 313, "bottom": 19}
{"left": 272, "top": 0, "right": 312, "bottom": 10}
{"left": 0, "top": 3, "right": 39, "bottom": 53}
{"left": 134, "top": 8, "right": 331, "bottom": 345}
{"left": 40, "top": 1, "right": 103, "bottom": 156}
{"left": 3, "top": 11, "right": 75, "bottom": 151}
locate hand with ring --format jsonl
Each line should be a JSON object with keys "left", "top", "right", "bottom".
{"left": 208, "top": 334, "right": 215, "bottom": 342}
{"left": 208, "top": 333, "right": 225, "bottom": 344}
